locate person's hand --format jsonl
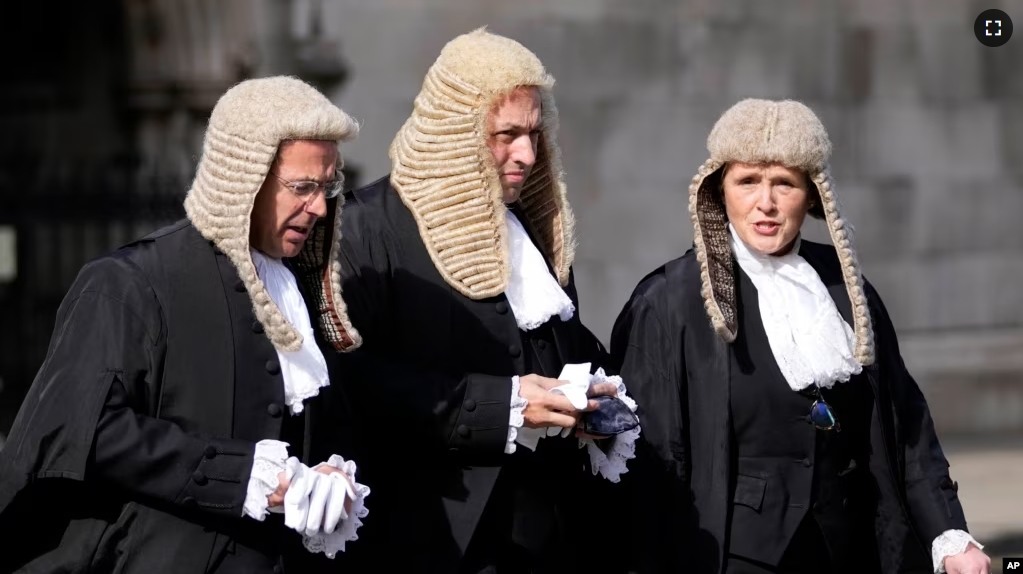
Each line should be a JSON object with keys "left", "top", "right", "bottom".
{"left": 519, "top": 374, "right": 595, "bottom": 429}
{"left": 312, "top": 463, "right": 355, "bottom": 517}
{"left": 573, "top": 382, "right": 620, "bottom": 440}
{"left": 268, "top": 471, "right": 290, "bottom": 508}
{"left": 272, "top": 459, "right": 357, "bottom": 536}
{"left": 943, "top": 544, "right": 991, "bottom": 574}
{"left": 587, "top": 381, "right": 618, "bottom": 401}
{"left": 270, "top": 466, "right": 353, "bottom": 511}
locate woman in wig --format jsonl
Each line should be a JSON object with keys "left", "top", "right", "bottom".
{"left": 612, "top": 99, "right": 990, "bottom": 574}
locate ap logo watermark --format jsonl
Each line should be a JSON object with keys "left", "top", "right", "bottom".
{"left": 975, "top": 9, "right": 1013, "bottom": 47}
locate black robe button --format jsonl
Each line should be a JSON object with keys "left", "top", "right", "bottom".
{"left": 252, "top": 321, "right": 265, "bottom": 334}
{"left": 266, "top": 360, "right": 280, "bottom": 375}
{"left": 463, "top": 399, "right": 477, "bottom": 412}
{"left": 456, "top": 424, "right": 470, "bottom": 438}
{"left": 203, "top": 445, "right": 218, "bottom": 459}
{"left": 508, "top": 344, "right": 521, "bottom": 358}
{"left": 192, "top": 471, "right": 207, "bottom": 486}
{"left": 537, "top": 340, "right": 548, "bottom": 351}
{"left": 802, "top": 458, "right": 812, "bottom": 468}
{"left": 267, "top": 403, "right": 283, "bottom": 417}
{"left": 234, "top": 281, "right": 246, "bottom": 293}
{"left": 495, "top": 301, "right": 509, "bottom": 315}
{"left": 182, "top": 496, "right": 197, "bottom": 507}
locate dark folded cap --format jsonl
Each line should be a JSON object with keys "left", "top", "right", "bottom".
{"left": 582, "top": 395, "right": 640, "bottom": 437}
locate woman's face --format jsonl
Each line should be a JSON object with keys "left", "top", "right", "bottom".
{"left": 721, "top": 162, "right": 812, "bottom": 256}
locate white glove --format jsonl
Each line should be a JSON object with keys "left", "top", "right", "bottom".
{"left": 300, "top": 454, "right": 372, "bottom": 559}
{"left": 282, "top": 457, "right": 351, "bottom": 537}
{"left": 311, "top": 463, "right": 355, "bottom": 535}
{"left": 547, "top": 363, "right": 592, "bottom": 438}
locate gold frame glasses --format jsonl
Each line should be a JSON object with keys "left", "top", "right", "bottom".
{"left": 270, "top": 171, "right": 344, "bottom": 200}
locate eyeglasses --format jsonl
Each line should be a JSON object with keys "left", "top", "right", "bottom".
{"left": 270, "top": 171, "right": 344, "bottom": 200}
{"left": 808, "top": 386, "right": 840, "bottom": 432}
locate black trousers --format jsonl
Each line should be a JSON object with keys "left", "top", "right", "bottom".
{"left": 459, "top": 488, "right": 536, "bottom": 574}
{"left": 460, "top": 435, "right": 601, "bottom": 574}
{"left": 458, "top": 465, "right": 580, "bottom": 574}
{"left": 725, "top": 514, "right": 835, "bottom": 574}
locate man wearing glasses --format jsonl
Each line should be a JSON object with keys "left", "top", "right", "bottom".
{"left": 0, "top": 76, "right": 370, "bottom": 573}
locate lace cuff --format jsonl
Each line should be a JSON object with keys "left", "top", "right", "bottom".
{"left": 506, "top": 375, "right": 528, "bottom": 454}
{"left": 301, "top": 454, "right": 371, "bottom": 559}
{"left": 932, "top": 529, "right": 983, "bottom": 573}
{"left": 581, "top": 370, "right": 641, "bottom": 483}
{"left": 582, "top": 427, "right": 640, "bottom": 483}
{"left": 242, "top": 440, "right": 289, "bottom": 520}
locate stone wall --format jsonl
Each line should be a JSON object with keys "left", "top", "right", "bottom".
{"left": 320, "top": 0, "right": 1023, "bottom": 438}
{"left": 6, "top": 0, "right": 1016, "bottom": 440}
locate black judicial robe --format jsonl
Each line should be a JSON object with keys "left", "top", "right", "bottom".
{"left": 610, "top": 240, "right": 969, "bottom": 574}
{"left": 0, "top": 221, "right": 332, "bottom": 574}
{"left": 307, "top": 176, "right": 614, "bottom": 572}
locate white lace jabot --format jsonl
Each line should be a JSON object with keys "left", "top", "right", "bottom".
{"left": 729, "top": 225, "right": 861, "bottom": 391}
{"left": 251, "top": 249, "right": 330, "bottom": 414}
{"left": 504, "top": 210, "right": 575, "bottom": 331}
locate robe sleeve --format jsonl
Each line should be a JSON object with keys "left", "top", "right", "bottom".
{"left": 0, "top": 256, "right": 255, "bottom": 518}
{"left": 864, "top": 281, "right": 970, "bottom": 548}
{"left": 609, "top": 288, "right": 691, "bottom": 572}
{"left": 94, "top": 377, "right": 255, "bottom": 515}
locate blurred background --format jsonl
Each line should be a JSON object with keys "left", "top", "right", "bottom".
{"left": 1, "top": 0, "right": 1020, "bottom": 564}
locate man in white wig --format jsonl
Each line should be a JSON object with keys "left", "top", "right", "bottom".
{"left": 0, "top": 76, "right": 369, "bottom": 573}
{"left": 612, "top": 99, "right": 990, "bottom": 574}
{"left": 312, "top": 28, "right": 633, "bottom": 573}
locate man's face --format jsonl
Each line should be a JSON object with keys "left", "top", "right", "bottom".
{"left": 486, "top": 86, "right": 542, "bottom": 204}
{"left": 250, "top": 139, "right": 338, "bottom": 259}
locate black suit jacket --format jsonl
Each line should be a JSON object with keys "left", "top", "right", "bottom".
{"left": 309, "top": 176, "right": 610, "bottom": 571}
